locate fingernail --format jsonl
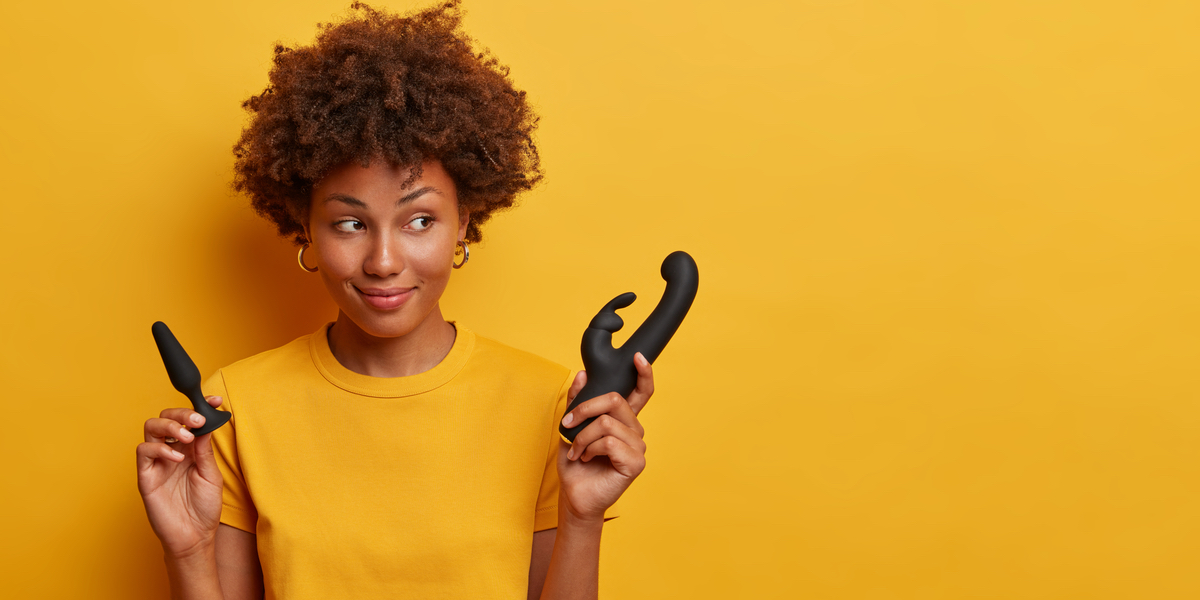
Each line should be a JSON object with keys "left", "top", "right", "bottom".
{"left": 191, "top": 415, "right": 204, "bottom": 426}
{"left": 180, "top": 428, "right": 193, "bottom": 440}
{"left": 567, "top": 447, "right": 574, "bottom": 460}
{"left": 172, "top": 450, "right": 184, "bottom": 459}
{"left": 562, "top": 413, "right": 573, "bottom": 427}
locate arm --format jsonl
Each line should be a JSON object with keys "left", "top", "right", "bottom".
{"left": 527, "top": 529, "right": 557, "bottom": 600}
{"left": 139, "top": 392, "right": 265, "bottom": 600}
{"left": 215, "top": 524, "right": 264, "bottom": 600}
{"left": 162, "top": 524, "right": 262, "bottom": 600}
{"left": 537, "top": 510, "right": 604, "bottom": 600}
{"left": 163, "top": 544, "right": 223, "bottom": 600}
{"left": 536, "top": 355, "right": 654, "bottom": 600}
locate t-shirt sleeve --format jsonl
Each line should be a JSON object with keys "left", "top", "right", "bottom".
{"left": 533, "top": 370, "right": 621, "bottom": 532}
{"left": 202, "top": 370, "right": 258, "bottom": 534}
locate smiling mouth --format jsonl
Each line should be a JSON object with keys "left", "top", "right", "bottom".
{"left": 355, "top": 286, "right": 415, "bottom": 310}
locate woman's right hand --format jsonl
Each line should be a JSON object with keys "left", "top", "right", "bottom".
{"left": 136, "top": 396, "right": 226, "bottom": 559}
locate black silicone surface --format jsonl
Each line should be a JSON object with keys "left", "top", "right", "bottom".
{"left": 560, "top": 251, "right": 699, "bottom": 443}
{"left": 151, "top": 321, "right": 232, "bottom": 436}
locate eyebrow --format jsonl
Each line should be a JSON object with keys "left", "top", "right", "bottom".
{"left": 324, "top": 186, "right": 440, "bottom": 208}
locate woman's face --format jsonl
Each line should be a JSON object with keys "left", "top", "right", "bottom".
{"left": 305, "top": 158, "right": 468, "bottom": 339}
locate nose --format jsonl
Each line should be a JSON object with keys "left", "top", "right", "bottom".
{"left": 363, "top": 230, "right": 404, "bottom": 277}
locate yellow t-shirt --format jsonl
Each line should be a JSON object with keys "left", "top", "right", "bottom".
{"left": 202, "top": 323, "right": 618, "bottom": 599}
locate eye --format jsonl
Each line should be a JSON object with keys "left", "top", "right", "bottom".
{"left": 334, "top": 220, "right": 364, "bottom": 233}
{"left": 409, "top": 216, "right": 434, "bottom": 231}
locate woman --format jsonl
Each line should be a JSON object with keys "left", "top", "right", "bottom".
{"left": 134, "top": 2, "right": 652, "bottom": 598}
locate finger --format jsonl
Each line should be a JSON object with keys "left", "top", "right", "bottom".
{"left": 145, "top": 418, "right": 195, "bottom": 444}
{"left": 626, "top": 352, "right": 654, "bottom": 414}
{"left": 562, "top": 392, "right": 643, "bottom": 437}
{"left": 159, "top": 408, "right": 208, "bottom": 431}
{"left": 190, "top": 432, "right": 223, "bottom": 484}
{"left": 567, "top": 371, "right": 587, "bottom": 402}
{"left": 579, "top": 436, "right": 646, "bottom": 478}
{"left": 568, "top": 413, "right": 646, "bottom": 462}
{"left": 136, "top": 441, "right": 185, "bottom": 472}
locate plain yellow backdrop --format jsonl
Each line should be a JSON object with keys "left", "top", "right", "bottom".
{"left": 1, "top": 0, "right": 1198, "bottom": 598}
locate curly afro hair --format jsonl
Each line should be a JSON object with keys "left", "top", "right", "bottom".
{"left": 233, "top": 0, "right": 542, "bottom": 245}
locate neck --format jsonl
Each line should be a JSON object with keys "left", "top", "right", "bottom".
{"left": 326, "top": 307, "right": 457, "bottom": 378}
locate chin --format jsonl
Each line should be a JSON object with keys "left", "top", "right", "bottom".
{"left": 344, "top": 306, "right": 430, "bottom": 339}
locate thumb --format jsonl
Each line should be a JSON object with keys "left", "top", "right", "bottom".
{"left": 192, "top": 432, "right": 223, "bottom": 486}
{"left": 568, "top": 370, "right": 587, "bottom": 402}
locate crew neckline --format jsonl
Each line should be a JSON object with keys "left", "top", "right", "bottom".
{"left": 309, "top": 321, "right": 476, "bottom": 398}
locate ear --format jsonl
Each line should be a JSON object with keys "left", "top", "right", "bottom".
{"left": 457, "top": 207, "right": 470, "bottom": 241}
{"left": 299, "top": 203, "right": 313, "bottom": 244}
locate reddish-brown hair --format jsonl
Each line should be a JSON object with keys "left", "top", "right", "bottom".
{"left": 233, "top": 0, "right": 542, "bottom": 244}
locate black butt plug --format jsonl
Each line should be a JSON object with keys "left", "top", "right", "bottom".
{"left": 560, "top": 251, "right": 699, "bottom": 443}
{"left": 151, "top": 321, "right": 232, "bottom": 436}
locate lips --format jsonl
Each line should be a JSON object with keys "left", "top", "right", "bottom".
{"left": 356, "top": 286, "right": 415, "bottom": 310}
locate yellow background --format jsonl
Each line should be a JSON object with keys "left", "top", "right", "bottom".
{"left": 1, "top": 1, "right": 1197, "bottom": 598}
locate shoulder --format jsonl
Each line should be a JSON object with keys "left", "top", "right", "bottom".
{"left": 465, "top": 330, "right": 574, "bottom": 389}
{"left": 222, "top": 333, "right": 312, "bottom": 374}
{"left": 200, "top": 331, "right": 316, "bottom": 405}
{"left": 212, "top": 331, "right": 315, "bottom": 383}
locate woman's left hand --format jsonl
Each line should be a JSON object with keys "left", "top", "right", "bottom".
{"left": 557, "top": 351, "right": 653, "bottom": 523}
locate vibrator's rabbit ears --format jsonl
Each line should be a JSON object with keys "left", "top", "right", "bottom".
{"left": 584, "top": 251, "right": 699, "bottom": 362}
{"left": 561, "top": 251, "right": 699, "bottom": 442}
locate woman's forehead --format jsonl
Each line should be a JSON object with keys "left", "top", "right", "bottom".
{"left": 312, "top": 159, "right": 457, "bottom": 210}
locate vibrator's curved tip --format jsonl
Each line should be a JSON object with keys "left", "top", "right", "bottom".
{"left": 661, "top": 251, "right": 698, "bottom": 281}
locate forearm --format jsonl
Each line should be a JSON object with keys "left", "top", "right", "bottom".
{"left": 165, "top": 544, "right": 224, "bottom": 600}
{"left": 539, "top": 504, "right": 604, "bottom": 600}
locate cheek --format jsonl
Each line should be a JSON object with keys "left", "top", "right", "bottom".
{"left": 312, "top": 234, "right": 455, "bottom": 283}
{"left": 313, "top": 238, "right": 362, "bottom": 280}
{"left": 410, "top": 238, "right": 455, "bottom": 280}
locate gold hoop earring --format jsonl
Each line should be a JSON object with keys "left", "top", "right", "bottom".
{"left": 297, "top": 243, "right": 318, "bottom": 273}
{"left": 453, "top": 240, "right": 470, "bottom": 269}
